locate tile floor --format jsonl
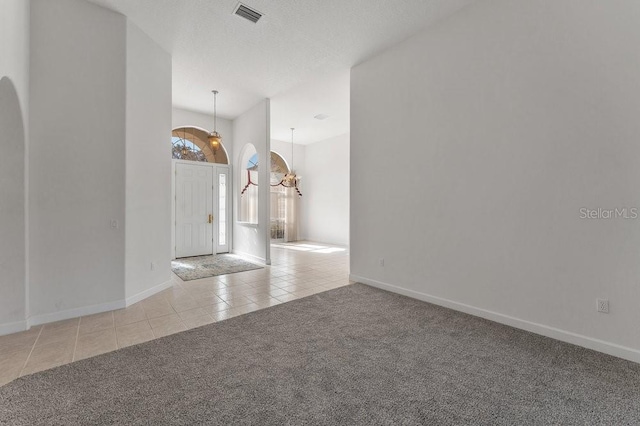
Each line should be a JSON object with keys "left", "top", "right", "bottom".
{"left": 0, "top": 242, "right": 350, "bottom": 386}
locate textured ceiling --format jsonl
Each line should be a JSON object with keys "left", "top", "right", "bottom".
{"left": 87, "top": 0, "right": 474, "bottom": 141}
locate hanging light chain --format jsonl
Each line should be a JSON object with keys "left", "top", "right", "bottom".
{"left": 213, "top": 90, "right": 218, "bottom": 133}
{"left": 290, "top": 128, "right": 295, "bottom": 171}
{"left": 208, "top": 90, "right": 222, "bottom": 154}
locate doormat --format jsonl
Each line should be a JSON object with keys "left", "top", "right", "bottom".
{"left": 171, "top": 254, "right": 263, "bottom": 281}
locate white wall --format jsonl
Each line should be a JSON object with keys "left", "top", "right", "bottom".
{"left": 351, "top": 0, "right": 640, "bottom": 362}
{"left": 29, "top": 0, "right": 127, "bottom": 321}
{"left": 0, "top": 79, "right": 26, "bottom": 332}
{"left": 232, "top": 100, "right": 271, "bottom": 263}
{"left": 303, "top": 133, "right": 349, "bottom": 246}
{"left": 125, "top": 22, "right": 173, "bottom": 300}
{"left": 0, "top": 0, "right": 29, "bottom": 333}
{"left": 0, "top": 0, "right": 174, "bottom": 333}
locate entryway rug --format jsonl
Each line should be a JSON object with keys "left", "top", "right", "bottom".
{"left": 171, "top": 254, "right": 262, "bottom": 280}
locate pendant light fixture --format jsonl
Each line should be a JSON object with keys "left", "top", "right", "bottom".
{"left": 208, "top": 90, "right": 222, "bottom": 152}
{"left": 283, "top": 128, "right": 302, "bottom": 196}
{"left": 283, "top": 128, "right": 297, "bottom": 185}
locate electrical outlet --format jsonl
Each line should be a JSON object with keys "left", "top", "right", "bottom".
{"left": 110, "top": 219, "right": 119, "bottom": 229}
{"left": 597, "top": 299, "right": 609, "bottom": 314}
{"left": 379, "top": 258, "right": 384, "bottom": 267}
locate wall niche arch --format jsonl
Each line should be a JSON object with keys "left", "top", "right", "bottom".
{"left": 238, "top": 143, "right": 258, "bottom": 224}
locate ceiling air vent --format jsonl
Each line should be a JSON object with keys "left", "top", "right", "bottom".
{"left": 234, "top": 3, "right": 263, "bottom": 24}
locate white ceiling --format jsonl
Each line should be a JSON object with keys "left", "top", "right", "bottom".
{"left": 270, "top": 70, "right": 350, "bottom": 145}
{"left": 87, "top": 0, "right": 474, "bottom": 142}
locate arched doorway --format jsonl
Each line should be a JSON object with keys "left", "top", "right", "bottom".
{"left": 269, "top": 151, "right": 299, "bottom": 242}
{"left": 238, "top": 144, "right": 258, "bottom": 224}
{"left": 0, "top": 76, "right": 26, "bottom": 326}
{"left": 270, "top": 151, "right": 290, "bottom": 241}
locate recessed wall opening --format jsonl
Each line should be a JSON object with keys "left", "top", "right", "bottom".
{"left": 238, "top": 144, "right": 259, "bottom": 224}
{"left": 269, "top": 70, "right": 351, "bottom": 250}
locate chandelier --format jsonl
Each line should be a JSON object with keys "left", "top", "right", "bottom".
{"left": 241, "top": 128, "right": 302, "bottom": 197}
{"left": 278, "top": 128, "right": 302, "bottom": 196}
{"left": 208, "top": 90, "right": 222, "bottom": 152}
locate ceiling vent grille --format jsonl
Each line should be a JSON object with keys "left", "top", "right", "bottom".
{"left": 234, "top": 3, "right": 263, "bottom": 23}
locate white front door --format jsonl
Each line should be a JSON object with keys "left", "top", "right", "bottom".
{"left": 175, "top": 163, "right": 213, "bottom": 258}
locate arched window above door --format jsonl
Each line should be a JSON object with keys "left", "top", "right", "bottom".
{"left": 172, "top": 136, "right": 207, "bottom": 162}
{"left": 172, "top": 127, "right": 229, "bottom": 164}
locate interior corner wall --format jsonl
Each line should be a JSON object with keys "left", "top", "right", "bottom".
{"left": 29, "top": 0, "right": 126, "bottom": 321}
{"left": 232, "top": 100, "right": 271, "bottom": 263}
{"left": 351, "top": 0, "right": 640, "bottom": 362}
{"left": 124, "top": 21, "right": 172, "bottom": 300}
{"left": 302, "top": 134, "right": 350, "bottom": 246}
{"left": 0, "top": 0, "right": 30, "bottom": 334}
{"left": 0, "top": 79, "right": 26, "bottom": 332}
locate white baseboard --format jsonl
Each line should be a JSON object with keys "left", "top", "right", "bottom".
{"left": 299, "top": 239, "right": 349, "bottom": 249}
{"left": 1, "top": 280, "right": 175, "bottom": 335}
{"left": 125, "top": 279, "right": 174, "bottom": 307}
{"left": 28, "top": 299, "right": 126, "bottom": 328}
{"left": 0, "top": 319, "right": 29, "bottom": 336}
{"left": 350, "top": 274, "right": 640, "bottom": 364}
{"left": 231, "top": 250, "right": 268, "bottom": 266}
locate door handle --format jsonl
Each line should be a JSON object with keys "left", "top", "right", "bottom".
{"left": 208, "top": 214, "right": 213, "bottom": 224}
